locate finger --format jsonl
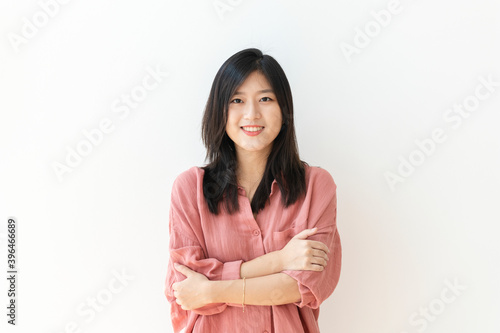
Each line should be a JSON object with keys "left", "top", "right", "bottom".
{"left": 307, "top": 240, "right": 330, "bottom": 253}
{"left": 292, "top": 227, "right": 318, "bottom": 240}
{"left": 307, "top": 262, "right": 326, "bottom": 271}
{"left": 174, "top": 263, "right": 192, "bottom": 276}
{"left": 311, "top": 256, "right": 328, "bottom": 267}
{"left": 312, "top": 249, "right": 329, "bottom": 261}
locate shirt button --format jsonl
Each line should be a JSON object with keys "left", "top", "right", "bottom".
{"left": 252, "top": 229, "right": 261, "bottom": 236}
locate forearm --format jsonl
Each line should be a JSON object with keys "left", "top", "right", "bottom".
{"left": 239, "top": 251, "right": 283, "bottom": 279}
{"left": 209, "top": 272, "right": 301, "bottom": 306}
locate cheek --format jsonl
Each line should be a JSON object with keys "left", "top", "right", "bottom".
{"left": 225, "top": 112, "right": 237, "bottom": 130}
{"left": 272, "top": 109, "right": 283, "bottom": 129}
{"left": 225, "top": 112, "right": 241, "bottom": 140}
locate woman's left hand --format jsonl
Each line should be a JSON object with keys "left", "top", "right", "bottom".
{"left": 172, "top": 263, "right": 212, "bottom": 310}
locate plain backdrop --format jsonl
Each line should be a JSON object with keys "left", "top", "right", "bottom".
{"left": 1, "top": 0, "right": 500, "bottom": 332}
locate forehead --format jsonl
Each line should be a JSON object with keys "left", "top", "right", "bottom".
{"left": 234, "top": 71, "right": 273, "bottom": 94}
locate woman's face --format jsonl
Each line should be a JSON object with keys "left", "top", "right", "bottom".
{"left": 225, "top": 71, "right": 282, "bottom": 157}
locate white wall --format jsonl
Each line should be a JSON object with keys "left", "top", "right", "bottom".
{"left": 1, "top": 0, "right": 499, "bottom": 332}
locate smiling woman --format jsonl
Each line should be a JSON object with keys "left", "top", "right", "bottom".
{"left": 164, "top": 48, "right": 342, "bottom": 333}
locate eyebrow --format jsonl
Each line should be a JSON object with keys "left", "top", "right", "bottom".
{"left": 233, "top": 89, "right": 274, "bottom": 95}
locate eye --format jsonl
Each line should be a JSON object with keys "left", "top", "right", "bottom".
{"left": 260, "top": 97, "right": 273, "bottom": 102}
{"left": 230, "top": 98, "right": 243, "bottom": 104}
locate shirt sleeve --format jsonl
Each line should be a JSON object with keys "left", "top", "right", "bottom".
{"left": 164, "top": 170, "right": 243, "bottom": 323}
{"left": 281, "top": 168, "right": 342, "bottom": 309}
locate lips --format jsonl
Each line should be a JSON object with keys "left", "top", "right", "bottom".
{"left": 241, "top": 126, "right": 264, "bottom": 136}
{"left": 241, "top": 126, "right": 264, "bottom": 132}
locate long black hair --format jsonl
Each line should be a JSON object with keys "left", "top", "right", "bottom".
{"left": 201, "top": 48, "right": 307, "bottom": 215}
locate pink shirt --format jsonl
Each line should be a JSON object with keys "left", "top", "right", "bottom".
{"left": 164, "top": 164, "right": 341, "bottom": 333}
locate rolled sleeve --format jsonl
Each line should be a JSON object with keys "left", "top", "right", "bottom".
{"left": 221, "top": 259, "right": 244, "bottom": 280}
{"left": 282, "top": 168, "right": 342, "bottom": 309}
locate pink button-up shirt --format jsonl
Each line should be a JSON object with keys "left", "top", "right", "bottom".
{"left": 164, "top": 164, "right": 341, "bottom": 333}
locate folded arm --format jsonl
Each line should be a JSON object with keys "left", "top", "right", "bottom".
{"left": 166, "top": 223, "right": 329, "bottom": 313}
{"left": 173, "top": 264, "right": 302, "bottom": 310}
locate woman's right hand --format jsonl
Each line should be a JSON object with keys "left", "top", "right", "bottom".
{"left": 277, "top": 227, "right": 330, "bottom": 272}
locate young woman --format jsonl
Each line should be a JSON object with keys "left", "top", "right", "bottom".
{"left": 164, "top": 48, "right": 341, "bottom": 333}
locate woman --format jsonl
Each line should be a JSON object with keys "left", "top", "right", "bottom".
{"left": 164, "top": 48, "right": 341, "bottom": 332}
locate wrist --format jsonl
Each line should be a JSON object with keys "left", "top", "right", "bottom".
{"left": 206, "top": 280, "right": 218, "bottom": 304}
{"left": 208, "top": 279, "right": 243, "bottom": 304}
{"left": 272, "top": 250, "right": 284, "bottom": 272}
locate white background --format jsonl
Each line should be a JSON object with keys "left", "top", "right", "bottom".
{"left": 1, "top": 0, "right": 499, "bottom": 332}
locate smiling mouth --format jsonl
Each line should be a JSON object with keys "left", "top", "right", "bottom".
{"left": 241, "top": 126, "right": 264, "bottom": 132}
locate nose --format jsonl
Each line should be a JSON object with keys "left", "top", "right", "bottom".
{"left": 243, "top": 100, "right": 261, "bottom": 120}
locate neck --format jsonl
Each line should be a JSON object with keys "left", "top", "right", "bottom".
{"left": 235, "top": 146, "right": 271, "bottom": 185}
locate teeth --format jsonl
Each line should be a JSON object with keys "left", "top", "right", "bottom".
{"left": 242, "top": 127, "right": 263, "bottom": 132}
